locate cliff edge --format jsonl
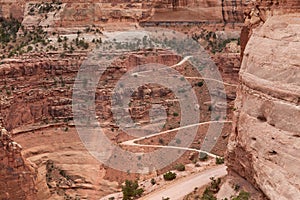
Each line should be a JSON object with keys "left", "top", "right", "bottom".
{"left": 0, "top": 127, "right": 38, "bottom": 200}
{"left": 226, "top": 13, "right": 300, "bottom": 200}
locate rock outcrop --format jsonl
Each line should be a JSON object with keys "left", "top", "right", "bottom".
{"left": 0, "top": 127, "right": 37, "bottom": 200}
{"left": 227, "top": 13, "right": 300, "bottom": 200}
{"left": 0, "top": 55, "right": 85, "bottom": 131}
{"left": 1, "top": 0, "right": 246, "bottom": 30}
{"left": 240, "top": 0, "right": 300, "bottom": 57}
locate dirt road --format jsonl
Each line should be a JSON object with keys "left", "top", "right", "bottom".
{"left": 140, "top": 165, "right": 227, "bottom": 200}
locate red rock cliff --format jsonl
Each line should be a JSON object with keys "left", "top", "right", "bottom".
{"left": 0, "top": 126, "right": 37, "bottom": 200}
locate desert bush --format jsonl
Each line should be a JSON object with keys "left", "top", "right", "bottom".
{"left": 197, "top": 81, "right": 204, "bottom": 87}
{"left": 158, "top": 138, "right": 164, "bottom": 145}
{"left": 231, "top": 190, "right": 250, "bottom": 200}
{"left": 201, "top": 188, "right": 217, "bottom": 200}
{"left": 0, "top": 17, "right": 21, "bottom": 43}
{"left": 175, "top": 163, "right": 185, "bottom": 171}
{"left": 200, "top": 177, "right": 221, "bottom": 200}
{"left": 163, "top": 171, "right": 176, "bottom": 181}
{"left": 199, "top": 152, "right": 208, "bottom": 161}
{"left": 215, "top": 157, "right": 224, "bottom": 165}
{"left": 122, "top": 180, "right": 144, "bottom": 200}
{"left": 57, "top": 36, "right": 62, "bottom": 43}
{"left": 151, "top": 178, "right": 156, "bottom": 185}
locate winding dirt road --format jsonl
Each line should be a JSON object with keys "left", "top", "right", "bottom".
{"left": 121, "top": 120, "right": 232, "bottom": 158}
{"left": 140, "top": 165, "right": 227, "bottom": 200}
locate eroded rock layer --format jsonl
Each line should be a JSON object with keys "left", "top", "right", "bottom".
{"left": 227, "top": 13, "right": 300, "bottom": 200}
{"left": 0, "top": 0, "right": 246, "bottom": 28}
{"left": 0, "top": 127, "right": 37, "bottom": 200}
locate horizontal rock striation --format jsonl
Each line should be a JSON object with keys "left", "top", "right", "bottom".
{"left": 227, "top": 13, "right": 300, "bottom": 200}
{"left": 0, "top": 54, "right": 85, "bottom": 131}
{"left": 0, "top": 0, "right": 246, "bottom": 29}
{"left": 0, "top": 126, "right": 37, "bottom": 200}
{"left": 240, "top": 0, "right": 300, "bottom": 57}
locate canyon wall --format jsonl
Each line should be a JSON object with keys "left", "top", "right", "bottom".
{"left": 240, "top": 0, "right": 300, "bottom": 57}
{"left": 0, "top": 0, "right": 245, "bottom": 28}
{"left": 0, "top": 126, "right": 37, "bottom": 200}
{"left": 226, "top": 1, "right": 300, "bottom": 199}
{"left": 0, "top": 55, "right": 84, "bottom": 131}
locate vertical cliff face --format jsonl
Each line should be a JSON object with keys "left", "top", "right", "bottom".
{"left": 227, "top": 11, "right": 300, "bottom": 200}
{"left": 239, "top": 0, "right": 300, "bottom": 57}
{"left": 0, "top": 127, "right": 37, "bottom": 200}
{"left": 0, "top": 0, "right": 246, "bottom": 28}
{"left": 222, "top": 0, "right": 244, "bottom": 23}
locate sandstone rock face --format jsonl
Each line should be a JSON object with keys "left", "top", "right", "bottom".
{"left": 1, "top": 0, "right": 245, "bottom": 29}
{"left": 227, "top": 13, "right": 300, "bottom": 200}
{"left": 0, "top": 55, "right": 84, "bottom": 131}
{"left": 240, "top": 0, "right": 300, "bottom": 57}
{"left": 0, "top": 127, "right": 37, "bottom": 200}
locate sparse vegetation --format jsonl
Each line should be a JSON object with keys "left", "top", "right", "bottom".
{"left": 197, "top": 81, "right": 204, "bottom": 87}
{"left": 151, "top": 178, "right": 156, "bottom": 185}
{"left": 122, "top": 180, "right": 144, "bottom": 200}
{"left": 192, "top": 29, "right": 240, "bottom": 54}
{"left": 173, "top": 112, "right": 179, "bottom": 117}
{"left": 163, "top": 171, "right": 177, "bottom": 181}
{"left": 0, "top": 17, "right": 21, "bottom": 44}
{"left": 175, "top": 163, "right": 185, "bottom": 171}
{"left": 158, "top": 138, "right": 164, "bottom": 145}
{"left": 199, "top": 152, "right": 208, "bottom": 161}
{"left": 201, "top": 177, "right": 221, "bottom": 200}
{"left": 216, "top": 157, "right": 224, "bottom": 165}
{"left": 231, "top": 190, "right": 250, "bottom": 200}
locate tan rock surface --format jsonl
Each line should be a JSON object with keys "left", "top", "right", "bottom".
{"left": 227, "top": 13, "right": 300, "bottom": 200}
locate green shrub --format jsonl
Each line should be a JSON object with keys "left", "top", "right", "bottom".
{"left": 215, "top": 157, "right": 224, "bottom": 165}
{"left": 197, "top": 81, "right": 204, "bottom": 87}
{"left": 200, "top": 177, "right": 221, "bottom": 200}
{"left": 122, "top": 180, "right": 144, "bottom": 200}
{"left": 209, "top": 177, "right": 221, "bottom": 193}
{"left": 27, "top": 46, "right": 33, "bottom": 52}
{"left": 175, "top": 163, "right": 185, "bottom": 171}
{"left": 231, "top": 190, "right": 250, "bottom": 200}
{"left": 201, "top": 188, "right": 217, "bottom": 200}
{"left": 163, "top": 171, "right": 176, "bottom": 181}
{"left": 158, "top": 138, "right": 164, "bottom": 145}
{"left": 233, "top": 184, "right": 240, "bottom": 191}
{"left": 151, "top": 178, "right": 156, "bottom": 185}
{"left": 199, "top": 152, "right": 208, "bottom": 161}
{"left": 0, "top": 17, "right": 21, "bottom": 44}
{"left": 57, "top": 36, "right": 62, "bottom": 43}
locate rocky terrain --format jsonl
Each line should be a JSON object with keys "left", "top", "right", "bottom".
{"left": 226, "top": 13, "right": 300, "bottom": 200}
{"left": 224, "top": 1, "right": 300, "bottom": 200}
{"left": 1, "top": 0, "right": 299, "bottom": 200}
{"left": 0, "top": 127, "right": 37, "bottom": 200}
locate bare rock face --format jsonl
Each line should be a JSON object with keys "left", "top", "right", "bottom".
{"left": 1, "top": 0, "right": 245, "bottom": 30}
{"left": 0, "top": 127, "right": 37, "bottom": 200}
{"left": 227, "top": 13, "right": 300, "bottom": 200}
{"left": 240, "top": 0, "right": 300, "bottom": 57}
{"left": 0, "top": 0, "right": 25, "bottom": 20}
